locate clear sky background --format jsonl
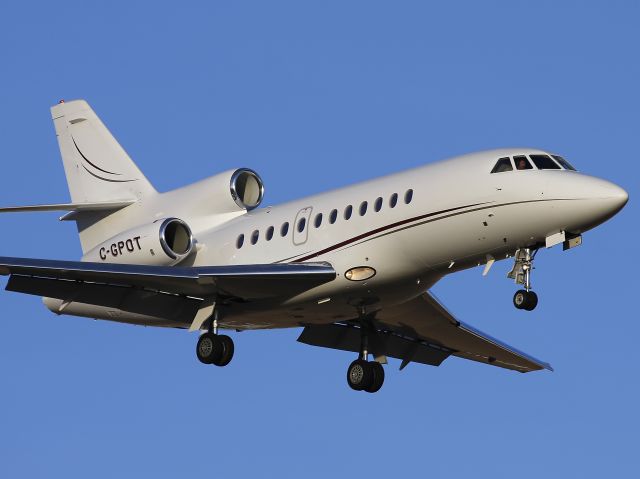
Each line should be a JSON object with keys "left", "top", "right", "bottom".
{"left": 0, "top": 1, "right": 637, "bottom": 477}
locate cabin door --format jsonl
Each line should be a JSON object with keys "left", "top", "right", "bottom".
{"left": 293, "top": 207, "right": 313, "bottom": 245}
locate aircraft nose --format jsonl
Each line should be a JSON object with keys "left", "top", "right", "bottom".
{"left": 555, "top": 174, "right": 629, "bottom": 233}
{"left": 570, "top": 176, "right": 629, "bottom": 231}
{"left": 593, "top": 179, "right": 628, "bottom": 215}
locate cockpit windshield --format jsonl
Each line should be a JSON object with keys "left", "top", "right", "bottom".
{"left": 490, "top": 153, "right": 578, "bottom": 173}
{"left": 490, "top": 157, "right": 513, "bottom": 173}
{"left": 552, "top": 155, "right": 577, "bottom": 171}
{"left": 513, "top": 155, "right": 533, "bottom": 170}
{"left": 530, "top": 154, "right": 561, "bottom": 170}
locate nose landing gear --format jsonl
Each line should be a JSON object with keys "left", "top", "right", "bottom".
{"left": 513, "top": 289, "right": 538, "bottom": 311}
{"left": 508, "top": 248, "right": 539, "bottom": 311}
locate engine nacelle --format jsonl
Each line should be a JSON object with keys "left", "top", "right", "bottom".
{"left": 83, "top": 218, "right": 195, "bottom": 266}
{"left": 162, "top": 168, "right": 265, "bottom": 218}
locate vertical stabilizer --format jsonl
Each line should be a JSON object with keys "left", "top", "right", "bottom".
{"left": 51, "top": 100, "right": 157, "bottom": 254}
{"left": 51, "top": 100, "right": 156, "bottom": 203}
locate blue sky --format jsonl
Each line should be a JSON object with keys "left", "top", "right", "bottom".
{"left": 0, "top": 1, "right": 638, "bottom": 477}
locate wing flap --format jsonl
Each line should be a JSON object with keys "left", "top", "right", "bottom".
{"left": 7, "top": 274, "right": 200, "bottom": 320}
{"left": 298, "top": 323, "right": 450, "bottom": 367}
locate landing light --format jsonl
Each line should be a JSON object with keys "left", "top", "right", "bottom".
{"left": 345, "top": 266, "right": 376, "bottom": 281}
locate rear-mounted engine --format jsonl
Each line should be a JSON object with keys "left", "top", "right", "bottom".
{"left": 83, "top": 218, "right": 194, "bottom": 266}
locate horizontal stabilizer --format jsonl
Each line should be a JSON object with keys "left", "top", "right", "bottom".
{"left": 0, "top": 200, "right": 135, "bottom": 213}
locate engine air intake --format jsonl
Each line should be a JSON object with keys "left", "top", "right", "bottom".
{"left": 160, "top": 218, "right": 193, "bottom": 259}
{"left": 231, "top": 169, "right": 264, "bottom": 210}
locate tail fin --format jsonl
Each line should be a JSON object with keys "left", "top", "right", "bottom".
{"left": 51, "top": 100, "right": 156, "bottom": 203}
{"left": 51, "top": 100, "right": 157, "bottom": 254}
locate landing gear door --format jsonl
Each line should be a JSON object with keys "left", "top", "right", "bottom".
{"left": 293, "top": 207, "right": 313, "bottom": 245}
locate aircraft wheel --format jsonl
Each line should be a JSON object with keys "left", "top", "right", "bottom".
{"left": 513, "top": 290, "right": 528, "bottom": 310}
{"left": 513, "top": 290, "right": 538, "bottom": 311}
{"left": 524, "top": 291, "right": 538, "bottom": 311}
{"left": 347, "top": 359, "right": 373, "bottom": 391}
{"left": 196, "top": 332, "right": 223, "bottom": 365}
{"left": 213, "top": 335, "right": 234, "bottom": 367}
{"left": 365, "top": 361, "right": 385, "bottom": 393}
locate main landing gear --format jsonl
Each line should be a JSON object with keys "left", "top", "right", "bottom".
{"left": 347, "top": 359, "right": 384, "bottom": 393}
{"left": 346, "top": 318, "right": 385, "bottom": 393}
{"left": 508, "top": 248, "right": 539, "bottom": 311}
{"left": 196, "top": 317, "right": 234, "bottom": 367}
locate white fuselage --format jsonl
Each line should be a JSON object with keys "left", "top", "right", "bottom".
{"left": 53, "top": 148, "right": 628, "bottom": 329}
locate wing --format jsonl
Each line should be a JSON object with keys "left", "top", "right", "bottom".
{"left": 298, "top": 291, "right": 551, "bottom": 373}
{"left": 0, "top": 256, "right": 336, "bottom": 319}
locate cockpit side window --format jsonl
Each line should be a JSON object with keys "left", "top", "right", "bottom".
{"left": 530, "top": 154, "right": 561, "bottom": 170}
{"left": 490, "top": 157, "right": 513, "bottom": 173}
{"left": 513, "top": 155, "right": 533, "bottom": 170}
{"left": 552, "top": 155, "right": 577, "bottom": 171}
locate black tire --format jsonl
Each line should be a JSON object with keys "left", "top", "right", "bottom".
{"left": 213, "top": 335, "right": 235, "bottom": 367}
{"left": 365, "top": 361, "right": 385, "bottom": 393}
{"left": 196, "top": 332, "right": 223, "bottom": 365}
{"left": 347, "top": 359, "right": 373, "bottom": 391}
{"left": 524, "top": 291, "right": 538, "bottom": 311}
{"left": 513, "top": 289, "right": 528, "bottom": 310}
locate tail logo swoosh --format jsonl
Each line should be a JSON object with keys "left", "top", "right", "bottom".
{"left": 72, "top": 136, "right": 138, "bottom": 183}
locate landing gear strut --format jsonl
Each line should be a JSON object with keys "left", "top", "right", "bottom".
{"left": 196, "top": 315, "right": 234, "bottom": 367}
{"left": 346, "top": 317, "right": 385, "bottom": 393}
{"left": 508, "top": 248, "right": 539, "bottom": 311}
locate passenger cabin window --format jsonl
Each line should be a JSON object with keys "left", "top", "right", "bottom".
{"left": 374, "top": 197, "right": 383, "bottom": 212}
{"left": 513, "top": 155, "right": 533, "bottom": 170}
{"left": 297, "top": 217, "right": 306, "bottom": 233}
{"left": 530, "top": 154, "right": 561, "bottom": 170}
{"left": 344, "top": 205, "right": 353, "bottom": 220}
{"left": 329, "top": 209, "right": 338, "bottom": 224}
{"left": 405, "top": 189, "right": 413, "bottom": 204}
{"left": 389, "top": 193, "right": 398, "bottom": 208}
{"left": 251, "top": 230, "right": 259, "bottom": 245}
{"left": 552, "top": 155, "right": 577, "bottom": 171}
{"left": 266, "top": 226, "right": 274, "bottom": 241}
{"left": 314, "top": 213, "right": 323, "bottom": 228}
{"left": 281, "top": 222, "right": 289, "bottom": 237}
{"left": 359, "top": 201, "right": 368, "bottom": 216}
{"left": 236, "top": 234, "right": 244, "bottom": 249}
{"left": 491, "top": 157, "right": 513, "bottom": 173}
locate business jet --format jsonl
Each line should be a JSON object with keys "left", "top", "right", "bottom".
{"left": 0, "top": 100, "right": 628, "bottom": 393}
